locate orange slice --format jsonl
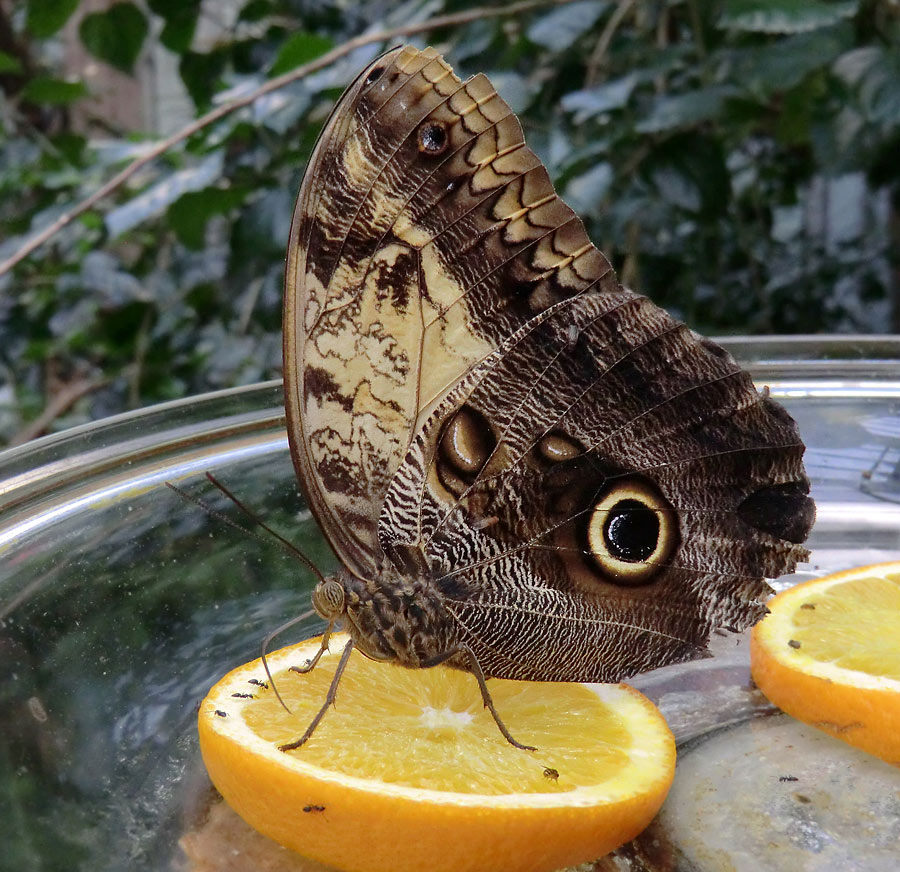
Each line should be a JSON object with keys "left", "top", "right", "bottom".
{"left": 751, "top": 562, "right": 900, "bottom": 766}
{"left": 198, "top": 633, "right": 675, "bottom": 872}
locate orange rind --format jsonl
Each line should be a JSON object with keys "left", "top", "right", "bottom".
{"left": 199, "top": 633, "right": 676, "bottom": 872}
{"left": 751, "top": 562, "right": 900, "bottom": 766}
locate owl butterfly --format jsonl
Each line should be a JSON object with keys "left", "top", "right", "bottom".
{"left": 281, "top": 45, "right": 815, "bottom": 749}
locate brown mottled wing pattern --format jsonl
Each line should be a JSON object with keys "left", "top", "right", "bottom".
{"left": 379, "top": 291, "right": 813, "bottom": 681}
{"left": 286, "top": 44, "right": 814, "bottom": 682}
{"left": 284, "top": 45, "right": 614, "bottom": 576}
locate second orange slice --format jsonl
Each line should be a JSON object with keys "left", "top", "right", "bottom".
{"left": 751, "top": 562, "right": 900, "bottom": 765}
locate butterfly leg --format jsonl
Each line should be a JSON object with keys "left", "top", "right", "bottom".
{"left": 289, "top": 624, "right": 333, "bottom": 675}
{"left": 261, "top": 611, "right": 328, "bottom": 712}
{"left": 279, "top": 638, "right": 354, "bottom": 752}
{"left": 458, "top": 644, "right": 538, "bottom": 753}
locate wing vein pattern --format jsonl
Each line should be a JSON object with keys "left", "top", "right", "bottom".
{"left": 284, "top": 45, "right": 814, "bottom": 682}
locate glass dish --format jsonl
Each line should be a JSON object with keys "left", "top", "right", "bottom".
{"left": 1, "top": 337, "right": 899, "bottom": 872}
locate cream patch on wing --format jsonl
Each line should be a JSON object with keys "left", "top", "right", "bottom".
{"left": 340, "top": 124, "right": 373, "bottom": 190}
{"left": 393, "top": 211, "right": 432, "bottom": 248}
{"left": 304, "top": 230, "right": 496, "bottom": 495}
{"left": 416, "top": 247, "right": 494, "bottom": 422}
{"left": 303, "top": 244, "right": 420, "bottom": 496}
{"left": 301, "top": 272, "right": 327, "bottom": 335}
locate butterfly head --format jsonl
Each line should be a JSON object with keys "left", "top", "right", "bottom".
{"left": 312, "top": 577, "right": 346, "bottom": 622}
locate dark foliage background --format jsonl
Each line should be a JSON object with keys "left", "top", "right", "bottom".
{"left": 1, "top": 0, "right": 898, "bottom": 447}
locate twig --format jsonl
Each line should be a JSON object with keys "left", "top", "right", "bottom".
{"left": 8, "top": 375, "right": 108, "bottom": 446}
{"left": 128, "top": 308, "right": 153, "bottom": 408}
{"left": 686, "top": 0, "right": 706, "bottom": 60}
{"left": 0, "top": 0, "right": 575, "bottom": 278}
{"left": 584, "top": 0, "right": 636, "bottom": 87}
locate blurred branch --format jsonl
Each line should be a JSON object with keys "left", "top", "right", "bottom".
{"left": 686, "top": 0, "right": 706, "bottom": 59}
{"left": 0, "top": 0, "right": 575, "bottom": 278}
{"left": 9, "top": 375, "right": 108, "bottom": 446}
{"left": 584, "top": 0, "right": 636, "bottom": 86}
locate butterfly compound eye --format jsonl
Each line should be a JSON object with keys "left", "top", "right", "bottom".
{"left": 312, "top": 578, "right": 346, "bottom": 620}
{"left": 586, "top": 479, "right": 677, "bottom": 584}
{"left": 417, "top": 121, "right": 449, "bottom": 155}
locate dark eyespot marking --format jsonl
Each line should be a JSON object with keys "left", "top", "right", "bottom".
{"left": 440, "top": 406, "right": 494, "bottom": 477}
{"left": 538, "top": 432, "right": 582, "bottom": 464}
{"left": 603, "top": 499, "right": 659, "bottom": 562}
{"left": 585, "top": 478, "right": 678, "bottom": 585}
{"left": 738, "top": 481, "right": 815, "bottom": 544}
{"left": 364, "top": 65, "right": 385, "bottom": 85}
{"left": 437, "top": 405, "right": 496, "bottom": 496}
{"left": 418, "top": 121, "right": 449, "bottom": 155}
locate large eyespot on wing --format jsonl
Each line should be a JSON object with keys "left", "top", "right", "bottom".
{"left": 584, "top": 478, "right": 679, "bottom": 585}
{"left": 379, "top": 287, "right": 814, "bottom": 682}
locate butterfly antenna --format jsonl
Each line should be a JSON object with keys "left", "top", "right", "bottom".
{"left": 204, "top": 472, "right": 329, "bottom": 586}
{"left": 166, "top": 475, "right": 330, "bottom": 713}
{"left": 260, "top": 607, "right": 319, "bottom": 713}
{"left": 165, "top": 474, "right": 326, "bottom": 585}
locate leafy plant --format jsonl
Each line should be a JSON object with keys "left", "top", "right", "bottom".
{"left": 1, "top": 0, "right": 898, "bottom": 446}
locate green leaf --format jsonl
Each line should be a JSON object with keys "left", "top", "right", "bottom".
{"left": 148, "top": 0, "right": 201, "bottom": 53}
{"left": 167, "top": 188, "right": 246, "bottom": 249}
{"left": 527, "top": 0, "right": 608, "bottom": 51}
{"left": 0, "top": 50, "right": 23, "bottom": 75}
{"left": 159, "top": 17, "right": 197, "bottom": 54}
{"left": 834, "top": 47, "right": 900, "bottom": 126}
{"left": 239, "top": 0, "right": 275, "bottom": 23}
{"left": 26, "top": 0, "right": 79, "bottom": 38}
{"left": 52, "top": 133, "right": 88, "bottom": 164}
{"left": 720, "top": 0, "right": 858, "bottom": 34}
{"left": 79, "top": 2, "right": 148, "bottom": 74}
{"left": 637, "top": 86, "right": 737, "bottom": 133}
{"left": 775, "top": 78, "right": 818, "bottom": 144}
{"left": 723, "top": 23, "right": 852, "bottom": 94}
{"left": 179, "top": 50, "right": 228, "bottom": 108}
{"left": 563, "top": 162, "right": 613, "bottom": 215}
{"left": 21, "top": 77, "right": 88, "bottom": 105}
{"left": 641, "top": 134, "right": 730, "bottom": 217}
{"left": 561, "top": 73, "right": 640, "bottom": 121}
{"left": 270, "top": 32, "right": 333, "bottom": 77}
{"left": 80, "top": 211, "right": 104, "bottom": 232}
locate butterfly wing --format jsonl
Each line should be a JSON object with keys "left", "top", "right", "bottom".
{"left": 284, "top": 45, "right": 614, "bottom": 576}
{"left": 379, "top": 288, "right": 814, "bottom": 681}
{"left": 285, "top": 44, "right": 814, "bottom": 681}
